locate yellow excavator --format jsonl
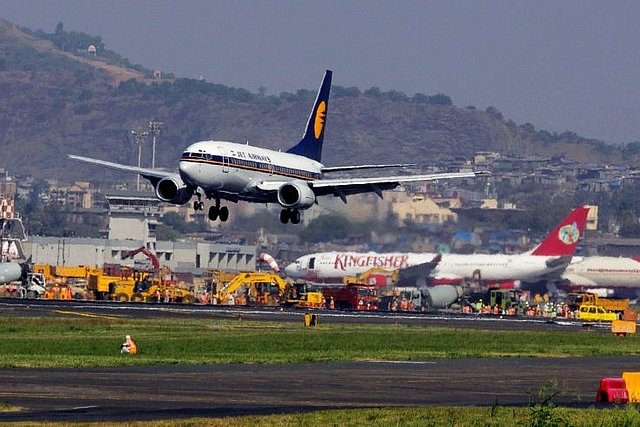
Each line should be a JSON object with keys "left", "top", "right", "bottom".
{"left": 216, "top": 272, "right": 323, "bottom": 308}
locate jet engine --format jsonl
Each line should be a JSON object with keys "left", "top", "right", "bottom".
{"left": 155, "top": 175, "right": 193, "bottom": 205}
{"left": 277, "top": 181, "right": 316, "bottom": 210}
{"left": 0, "top": 262, "right": 23, "bottom": 284}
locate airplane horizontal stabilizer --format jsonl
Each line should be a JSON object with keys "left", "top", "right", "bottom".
{"left": 545, "top": 255, "right": 572, "bottom": 269}
{"left": 397, "top": 254, "right": 441, "bottom": 285}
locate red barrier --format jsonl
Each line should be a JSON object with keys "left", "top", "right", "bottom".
{"left": 597, "top": 378, "right": 629, "bottom": 403}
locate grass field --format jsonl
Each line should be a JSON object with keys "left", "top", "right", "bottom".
{"left": 1, "top": 313, "right": 639, "bottom": 426}
{"left": 1, "top": 315, "right": 639, "bottom": 368}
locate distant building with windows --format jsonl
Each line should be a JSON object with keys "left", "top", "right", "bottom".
{"left": 105, "top": 191, "right": 163, "bottom": 243}
{"left": 23, "top": 236, "right": 257, "bottom": 274}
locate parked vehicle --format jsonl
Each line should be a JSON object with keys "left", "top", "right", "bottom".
{"left": 566, "top": 291, "right": 629, "bottom": 314}
{"left": 577, "top": 304, "right": 619, "bottom": 322}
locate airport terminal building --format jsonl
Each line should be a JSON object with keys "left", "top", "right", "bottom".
{"left": 23, "top": 237, "right": 257, "bottom": 274}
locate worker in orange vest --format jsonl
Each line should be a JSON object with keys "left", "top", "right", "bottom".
{"left": 120, "top": 335, "right": 137, "bottom": 354}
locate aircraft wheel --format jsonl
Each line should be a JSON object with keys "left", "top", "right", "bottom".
{"left": 208, "top": 206, "right": 219, "bottom": 221}
{"left": 219, "top": 206, "right": 229, "bottom": 222}
{"left": 280, "top": 209, "right": 290, "bottom": 224}
{"left": 290, "top": 209, "right": 301, "bottom": 224}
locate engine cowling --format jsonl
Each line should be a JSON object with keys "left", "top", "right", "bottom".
{"left": 277, "top": 181, "right": 316, "bottom": 210}
{"left": 155, "top": 175, "right": 193, "bottom": 205}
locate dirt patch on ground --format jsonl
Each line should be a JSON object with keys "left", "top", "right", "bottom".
{"left": 1, "top": 19, "right": 150, "bottom": 85}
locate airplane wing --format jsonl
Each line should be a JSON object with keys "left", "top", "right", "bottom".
{"left": 321, "top": 163, "right": 415, "bottom": 173}
{"left": 306, "top": 171, "right": 480, "bottom": 202}
{"left": 255, "top": 171, "right": 480, "bottom": 196}
{"left": 68, "top": 155, "right": 175, "bottom": 186}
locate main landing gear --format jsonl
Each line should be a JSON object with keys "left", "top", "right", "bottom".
{"left": 193, "top": 195, "right": 229, "bottom": 222}
{"left": 280, "top": 208, "right": 300, "bottom": 224}
{"left": 209, "top": 204, "right": 229, "bottom": 222}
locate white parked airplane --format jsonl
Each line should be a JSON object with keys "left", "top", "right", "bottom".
{"left": 284, "top": 206, "right": 590, "bottom": 285}
{"left": 560, "top": 256, "right": 640, "bottom": 290}
{"left": 69, "top": 70, "right": 480, "bottom": 224}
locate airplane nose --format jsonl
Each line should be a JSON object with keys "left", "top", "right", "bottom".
{"left": 283, "top": 262, "right": 299, "bottom": 277}
{"left": 178, "top": 161, "right": 198, "bottom": 186}
{"left": 178, "top": 160, "right": 193, "bottom": 175}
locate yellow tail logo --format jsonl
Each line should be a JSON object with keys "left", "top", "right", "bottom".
{"left": 314, "top": 101, "right": 327, "bottom": 139}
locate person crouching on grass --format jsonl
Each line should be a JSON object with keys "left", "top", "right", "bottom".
{"left": 120, "top": 335, "right": 137, "bottom": 354}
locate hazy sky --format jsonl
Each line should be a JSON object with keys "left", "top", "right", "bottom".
{"left": 3, "top": 1, "right": 640, "bottom": 143}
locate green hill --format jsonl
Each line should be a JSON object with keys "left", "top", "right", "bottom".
{"left": 0, "top": 18, "right": 633, "bottom": 183}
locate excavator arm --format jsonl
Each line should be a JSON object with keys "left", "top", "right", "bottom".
{"left": 122, "top": 247, "right": 160, "bottom": 271}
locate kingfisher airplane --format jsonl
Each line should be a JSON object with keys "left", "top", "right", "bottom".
{"left": 69, "top": 70, "right": 480, "bottom": 224}
{"left": 284, "top": 206, "right": 590, "bottom": 284}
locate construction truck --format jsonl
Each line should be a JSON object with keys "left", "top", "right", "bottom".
{"left": 111, "top": 247, "right": 194, "bottom": 303}
{"left": 32, "top": 264, "right": 95, "bottom": 299}
{"left": 342, "top": 255, "right": 442, "bottom": 288}
{"left": 488, "top": 288, "right": 527, "bottom": 314}
{"left": 111, "top": 271, "right": 194, "bottom": 304}
{"left": 24, "top": 272, "right": 47, "bottom": 298}
{"left": 566, "top": 291, "right": 629, "bottom": 314}
{"left": 33, "top": 264, "right": 92, "bottom": 282}
{"left": 204, "top": 269, "right": 241, "bottom": 294}
{"left": 216, "top": 272, "right": 285, "bottom": 306}
{"left": 214, "top": 272, "right": 323, "bottom": 308}
{"left": 379, "top": 284, "right": 464, "bottom": 311}
{"left": 282, "top": 282, "right": 324, "bottom": 309}
{"left": 343, "top": 268, "right": 398, "bottom": 288}
{"left": 322, "top": 284, "right": 378, "bottom": 310}
{"left": 86, "top": 269, "right": 135, "bottom": 300}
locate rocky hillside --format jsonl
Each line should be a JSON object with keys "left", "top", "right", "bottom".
{"left": 0, "top": 18, "right": 633, "bottom": 183}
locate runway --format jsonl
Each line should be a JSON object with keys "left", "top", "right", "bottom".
{"left": 0, "top": 357, "right": 632, "bottom": 423}
{"left": 0, "top": 299, "right": 627, "bottom": 422}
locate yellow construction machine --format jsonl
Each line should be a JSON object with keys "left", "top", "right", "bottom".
{"left": 215, "top": 272, "right": 323, "bottom": 308}
{"left": 111, "top": 272, "right": 194, "bottom": 304}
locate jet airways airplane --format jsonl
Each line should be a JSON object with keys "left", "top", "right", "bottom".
{"left": 284, "top": 206, "right": 590, "bottom": 285}
{"left": 69, "top": 70, "right": 480, "bottom": 224}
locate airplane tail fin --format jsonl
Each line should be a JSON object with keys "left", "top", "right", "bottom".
{"left": 529, "top": 206, "right": 590, "bottom": 256}
{"left": 285, "top": 70, "right": 332, "bottom": 162}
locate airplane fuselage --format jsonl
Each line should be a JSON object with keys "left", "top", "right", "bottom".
{"left": 285, "top": 252, "right": 435, "bottom": 281}
{"left": 285, "top": 251, "right": 564, "bottom": 284}
{"left": 431, "top": 253, "right": 561, "bottom": 283}
{"left": 179, "top": 140, "right": 323, "bottom": 203}
{"left": 562, "top": 256, "right": 640, "bottom": 288}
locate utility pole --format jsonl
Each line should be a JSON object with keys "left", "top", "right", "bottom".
{"left": 131, "top": 129, "right": 148, "bottom": 191}
{"left": 148, "top": 120, "right": 163, "bottom": 169}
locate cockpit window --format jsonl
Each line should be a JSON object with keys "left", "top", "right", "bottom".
{"left": 183, "top": 152, "right": 208, "bottom": 159}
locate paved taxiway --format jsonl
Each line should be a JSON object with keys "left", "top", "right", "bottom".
{"left": 0, "top": 299, "right": 628, "bottom": 423}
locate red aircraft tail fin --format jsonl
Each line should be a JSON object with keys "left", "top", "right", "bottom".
{"left": 530, "top": 206, "right": 590, "bottom": 256}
